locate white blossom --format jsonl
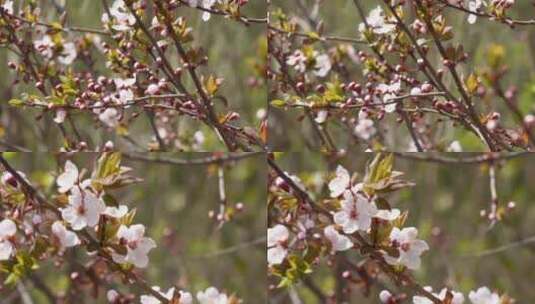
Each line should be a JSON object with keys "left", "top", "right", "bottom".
{"left": 379, "top": 290, "right": 394, "bottom": 303}
{"left": 267, "top": 224, "right": 288, "bottom": 266}
{"left": 196, "top": 287, "right": 229, "bottom": 304}
{"left": 140, "top": 286, "right": 193, "bottom": 304}
{"left": 112, "top": 224, "right": 156, "bottom": 268}
{"left": 315, "top": 110, "right": 328, "bottom": 124}
{"left": 354, "top": 116, "right": 376, "bottom": 140}
{"left": 375, "top": 208, "right": 401, "bottom": 221}
{"left": 1, "top": 0, "right": 13, "bottom": 14}
{"left": 413, "top": 287, "right": 465, "bottom": 304}
{"left": 107, "top": 289, "right": 120, "bottom": 302}
{"left": 34, "top": 35, "right": 54, "bottom": 59}
{"left": 333, "top": 191, "right": 378, "bottom": 233}
{"left": 60, "top": 187, "right": 105, "bottom": 230}
{"left": 103, "top": 205, "right": 129, "bottom": 218}
{"left": 146, "top": 84, "right": 159, "bottom": 95}
{"left": 468, "top": 287, "right": 500, "bottom": 304}
{"left": 1, "top": 171, "right": 27, "bottom": 188}
{"left": 468, "top": 0, "right": 484, "bottom": 24}
{"left": 447, "top": 140, "right": 463, "bottom": 152}
{"left": 328, "top": 165, "right": 351, "bottom": 198}
{"left": 57, "top": 160, "right": 79, "bottom": 193}
{"left": 384, "top": 227, "right": 429, "bottom": 270}
{"left": 53, "top": 109, "right": 67, "bottom": 124}
{"left": 34, "top": 35, "right": 76, "bottom": 64}
{"left": 104, "top": 0, "right": 136, "bottom": 31}
{"left": 114, "top": 77, "right": 136, "bottom": 89}
{"left": 359, "top": 6, "right": 395, "bottom": 34}
{"left": 58, "top": 42, "right": 77, "bottom": 65}
{"left": 0, "top": 219, "right": 16, "bottom": 261}
{"left": 286, "top": 50, "right": 306, "bottom": 73}
{"left": 51, "top": 221, "right": 80, "bottom": 250}
{"left": 99, "top": 108, "right": 121, "bottom": 128}
{"left": 314, "top": 53, "right": 331, "bottom": 77}
{"left": 324, "top": 225, "right": 353, "bottom": 252}
{"left": 187, "top": 0, "right": 221, "bottom": 21}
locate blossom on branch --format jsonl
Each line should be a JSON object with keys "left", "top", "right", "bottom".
{"left": 267, "top": 224, "right": 288, "bottom": 266}
{"left": 384, "top": 227, "right": 429, "bottom": 270}
{"left": 112, "top": 224, "right": 156, "bottom": 268}
{"left": 0, "top": 219, "right": 16, "bottom": 261}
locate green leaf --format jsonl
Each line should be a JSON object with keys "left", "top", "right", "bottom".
{"left": 95, "top": 152, "right": 122, "bottom": 179}
{"left": 270, "top": 99, "right": 286, "bottom": 108}
{"left": 466, "top": 73, "right": 478, "bottom": 95}
{"left": 8, "top": 99, "right": 24, "bottom": 107}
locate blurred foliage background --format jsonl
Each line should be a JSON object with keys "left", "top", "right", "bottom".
{"left": 0, "top": 152, "right": 267, "bottom": 303}
{"left": 0, "top": 0, "right": 266, "bottom": 151}
{"left": 270, "top": 152, "right": 535, "bottom": 303}
{"left": 268, "top": 0, "right": 535, "bottom": 151}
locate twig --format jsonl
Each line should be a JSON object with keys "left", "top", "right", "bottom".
{"left": 391, "top": 152, "right": 529, "bottom": 164}
{"left": 464, "top": 235, "right": 535, "bottom": 258}
{"left": 123, "top": 152, "right": 262, "bottom": 166}
{"left": 196, "top": 237, "right": 266, "bottom": 259}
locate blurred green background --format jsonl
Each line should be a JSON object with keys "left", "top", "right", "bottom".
{"left": 0, "top": 1, "right": 266, "bottom": 151}
{"left": 270, "top": 152, "right": 535, "bottom": 303}
{"left": 268, "top": 0, "right": 535, "bottom": 152}
{"left": 0, "top": 152, "right": 266, "bottom": 303}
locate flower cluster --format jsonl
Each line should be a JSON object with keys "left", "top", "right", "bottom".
{"left": 380, "top": 285, "right": 505, "bottom": 304}
{"left": 0, "top": 153, "right": 242, "bottom": 303}
{"left": 1, "top": 0, "right": 265, "bottom": 151}
{"left": 269, "top": 0, "right": 535, "bottom": 152}
{"left": 268, "top": 154, "right": 514, "bottom": 303}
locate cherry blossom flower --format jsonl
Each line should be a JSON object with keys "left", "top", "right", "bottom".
{"left": 324, "top": 225, "right": 353, "bottom": 252}
{"left": 468, "top": 287, "right": 500, "bottom": 304}
{"left": 314, "top": 53, "right": 331, "bottom": 77}
{"left": 58, "top": 42, "right": 77, "bottom": 65}
{"left": 354, "top": 110, "right": 376, "bottom": 140}
{"left": 57, "top": 160, "right": 79, "bottom": 193}
{"left": 34, "top": 35, "right": 54, "bottom": 59}
{"left": 112, "top": 224, "right": 156, "bottom": 268}
{"left": 112, "top": 77, "right": 136, "bottom": 105}
{"left": 103, "top": 205, "right": 129, "bottom": 218}
{"left": 140, "top": 286, "right": 192, "bottom": 304}
{"left": 375, "top": 208, "right": 401, "bottom": 221}
{"left": 379, "top": 290, "right": 394, "bottom": 303}
{"left": 274, "top": 171, "right": 306, "bottom": 193}
{"left": 0, "top": 219, "right": 16, "bottom": 261}
{"left": 60, "top": 187, "right": 106, "bottom": 230}
{"left": 33, "top": 34, "right": 76, "bottom": 64}
{"left": 188, "top": 0, "right": 220, "bottom": 21}
{"left": 103, "top": 0, "right": 136, "bottom": 32}
{"left": 328, "top": 165, "right": 351, "bottom": 198}
{"left": 53, "top": 109, "right": 67, "bottom": 124}
{"left": 146, "top": 84, "right": 159, "bottom": 95}
{"left": 315, "top": 110, "right": 328, "bottom": 124}
{"left": 196, "top": 287, "right": 229, "bottom": 304}
{"left": 413, "top": 287, "right": 465, "bottom": 304}
{"left": 99, "top": 108, "right": 121, "bottom": 128}
{"left": 448, "top": 141, "right": 463, "bottom": 152}
{"left": 1, "top": 0, "right": 13, "bottom": 14}
{"left": 378, "top": 81, "right": 402, "bottom": 113}
{"left": 468, "top": 0, "right": 484, "bottom": 24}
{"left": 51, "top": 221, "right": 80, "bottom": 250}
{"left": 114, "top": 77, "right": 136, "bottom": 89}
{"left": 267, "top": 224, "right": 289, "bottom": 266}
{"left": 1, "top": 170, "right": 27, "bottom": 188}
{"left": 358, "top": 6, "right": 396, "bottom": 34}
{"left": 384, "top": 227, "right": 429, "bottom": 270}
{"left": 107, "top": 289, "right": 120, "bottom": 302}
{"left": 333, "top": 191, "right": 378, "bottom": 234}
{"left": 286, "top": 50, "right": 306, "bottom": 73}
